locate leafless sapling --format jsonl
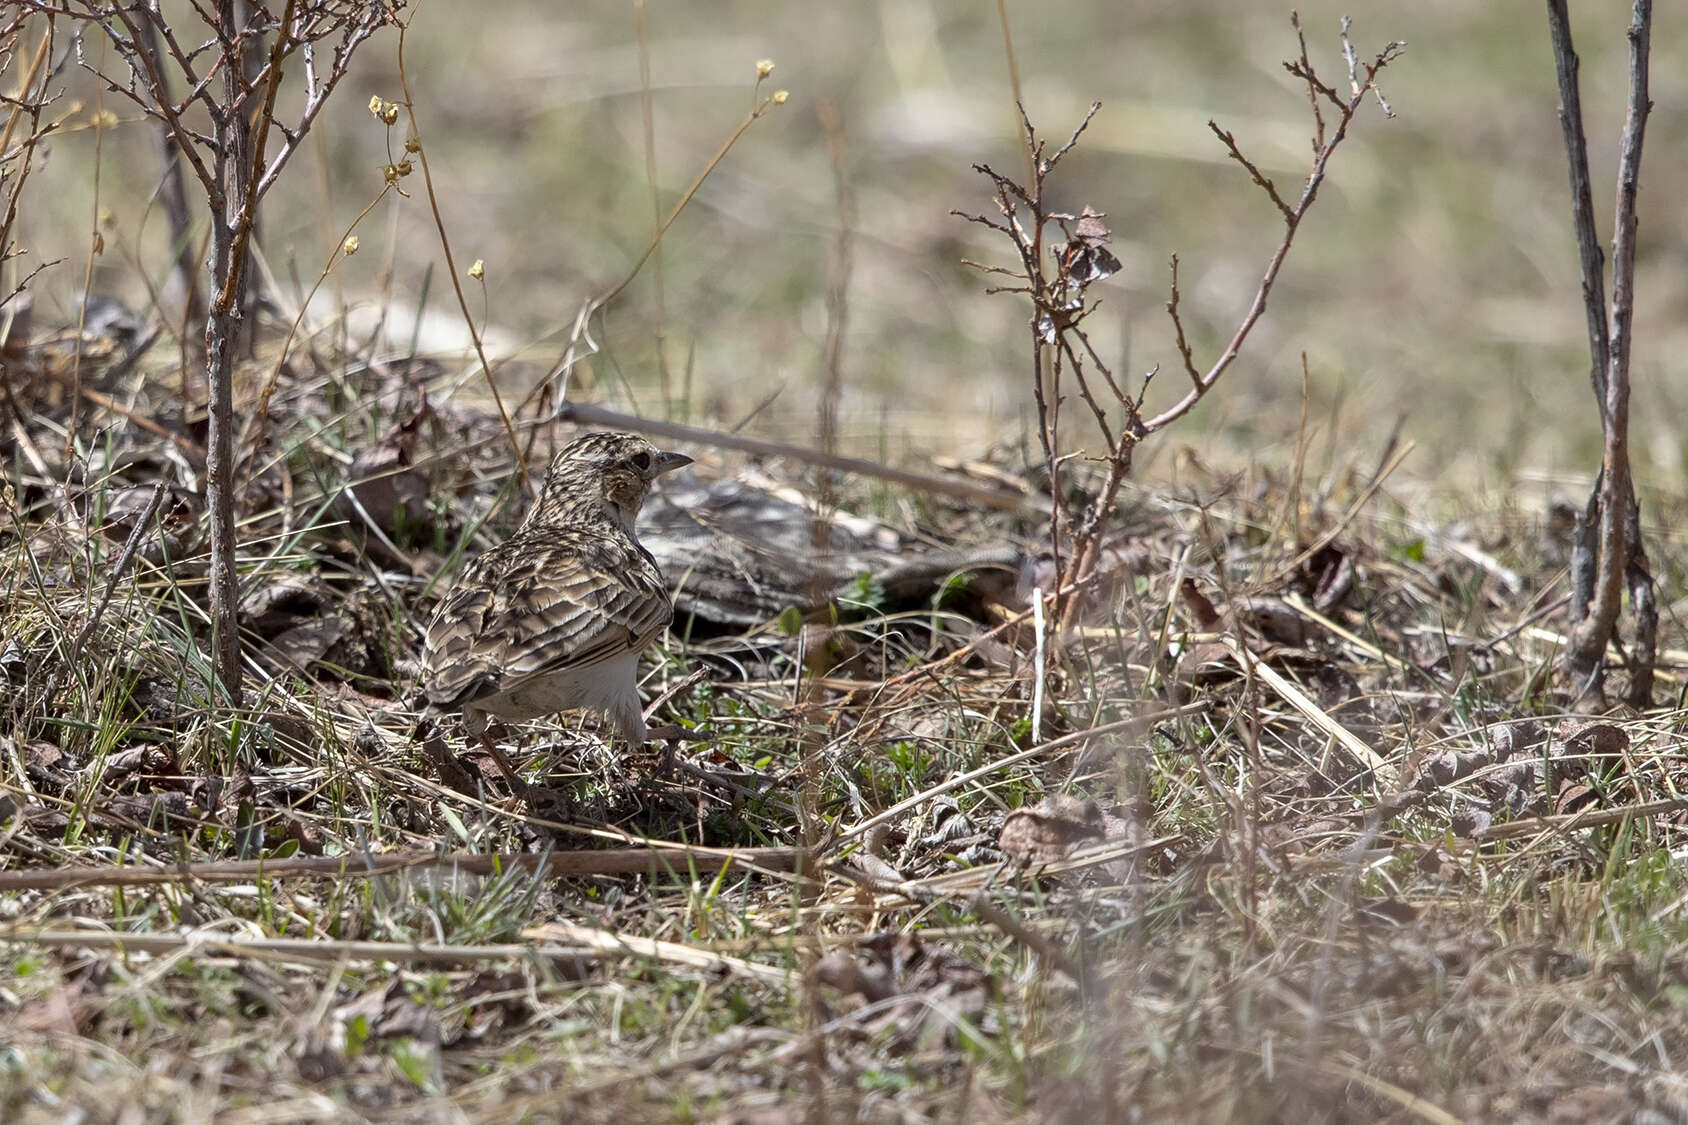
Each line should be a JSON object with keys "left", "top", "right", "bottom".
{"left": 1545, "top": 0, "right": 1657, "bottom": 706}
{"left": 32, "top": 0, "right": 399, "bottom": 708}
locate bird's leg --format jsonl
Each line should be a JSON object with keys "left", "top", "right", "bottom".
{"left": 641, "top": 724, "right": 717, "bottom": 779}
{"left": 651, "top": 734, "right": 677, "bottom": 779}
{"left": 474, "top": 727, "right": 529, "bottom": 797}
{"left": 461, "top": 711, "right": 528, "bottom": 798}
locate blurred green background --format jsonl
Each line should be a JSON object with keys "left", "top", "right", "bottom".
{"left": 16, "top": 1, "right": 1688, "bottom": 490}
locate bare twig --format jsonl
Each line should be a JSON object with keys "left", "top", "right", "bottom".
{"left": 1209, "top": 121, "right": 1293, "bottom": 222}
{"left": 1142, "top": 29, "right": 1403, "bottom": 434}
{"left": 0, "top": 20, "right": 56, "bottom": 317}
{"left": 1544, "top": 1, "right": 1611, "bottom": 411}
{"left": 539, "top": 76, "right": 789, "bottom": 421}
{"left": 136, "top": 15, "right": 205, "bottom": 339}
{"left": 68, "top": 480, "right": 166, "bottom": 660}
{"left": 390, "top": 14, "right": 525, "bottom": 493}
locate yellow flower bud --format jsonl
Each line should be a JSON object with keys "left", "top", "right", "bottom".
{"left": 342, "top": 235, "right": 359, "bottom": 256}
{"left": 756, "top": 59, "right": 775, "bottom": 78}
{"left": 468, "top": 259, "right": 485, "bottom": 280}
{"left": 772, "top": 90, "right": 789, "bottom": 105}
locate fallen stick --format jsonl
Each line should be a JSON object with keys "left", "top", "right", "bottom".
{"left": 1471, "top": 796, "right": 1688, "bottom": 842}
{"left": 0, "top": 844, "right": 810, "bottom": 892}
{"left": 0, "top": 926, "right": 788, "bottom": 984}
{"left": 557, "top": 401, "right": 1047, "bottom": 515}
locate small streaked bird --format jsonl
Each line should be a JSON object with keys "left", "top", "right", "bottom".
{"left": 419, "top": 431, "right": 692, "bottom": 790}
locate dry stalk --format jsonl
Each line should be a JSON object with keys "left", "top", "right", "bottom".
{"left": 557, "top": 401, "right": 1043, "bottom": 514}
{"left": 531, "top": 67, "right": 789, "bottom": 439}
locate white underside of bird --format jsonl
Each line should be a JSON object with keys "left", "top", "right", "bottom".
{"left": 459, "top": 650, "right": 646, "bottom": 746}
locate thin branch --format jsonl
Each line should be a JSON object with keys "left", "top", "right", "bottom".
{"left": 1165, "top": 254, "right": 1199, "bottom": 386}
{"left": 1044, "top": 99, "right": 1101, "bottom": 173}
{"left": 251, "top": 11, "right": 384, "bottom": 198}
{"left": 1210, "top": 121, "right": 1293, "bottom": 222}
{"left": 98, "top": 5, "right": 219, "bottom": 196}
{"left": 1544, "top": 0, "right": 1612, "bottom": 409}
{"left": 390, "top": 13, "right": 525, "bottom": 491}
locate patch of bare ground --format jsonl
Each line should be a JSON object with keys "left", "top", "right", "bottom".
{"left": 4, "top": 306, "right": 1688, "bottom": 1122}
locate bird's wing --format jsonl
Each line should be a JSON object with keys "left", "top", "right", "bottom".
{"left": 421, "top": 528, "right": 672, "bottom": 710}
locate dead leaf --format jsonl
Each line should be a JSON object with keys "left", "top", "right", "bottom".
{"left": 1237, "top": 596, "right": 1307, "bottom": 647}
{"left": 998, "top": 794, "right": 1107, "bottom": 865}
{"left": 1557, "top": 719, "right": 1628, "bottom": 765}
{"left": 14, "top": 980, "right": 90, "bottom": 1035}
{"left": 267, "top": 616, "right": 350, "bottom": 670}
{"left": 333, "top": 980, "right": 441, "bottom": 1044}
{"left": 1303, "top": 543, "right": 1356, "bottom": 613}
{"left": 1178, "top": 577, "right": 1221, "bottom": 630}
{"left": 337, "top": 390, "right": 435, "bottom": 543}
{"left": 809, "top": 946, "right": 895, "bottom": 1005}
{"left": 807, "top": 932, "right": 991, "bottom": 1051}
{"left": 1450, "top": 805, "right": 1493, "bottom": 837}
{"left": 1056, "top": 207, "right": 1121, "bottom": 285}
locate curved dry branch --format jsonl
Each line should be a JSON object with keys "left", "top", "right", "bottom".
{"left": 1142, "top": 30, "right": 1402, "bottom": 435}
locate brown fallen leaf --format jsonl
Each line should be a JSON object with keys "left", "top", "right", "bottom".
{"left": 1450, "top": 805, "right": 1493, "bottom": 837}
{"left": 998, "top": 794, "right": 1108, "bottom": 866}
{"left": 1235, "top": 595, "right": 1308, "bottom": 647}
{"left": 266, "top": 616, "right": 351, "bottom": 671}
{"left": 1178, "top": 576, "right": 1222, "bottom": 630}
{"left": 809, "top": 946, "right": 895, "bottom": 1005}
{"left": 1557, "top": 718, "right": 1629, "bottom": 765}
{"left": 807, "top": 932, "right": 992, "bottom": 1052}
{"left": 14, "top": 979, "right": 91, "bottom": 1036}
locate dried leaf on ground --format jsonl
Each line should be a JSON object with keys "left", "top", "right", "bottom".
{"left": 999, "top": 794, "right": 1109, "bottom": 865}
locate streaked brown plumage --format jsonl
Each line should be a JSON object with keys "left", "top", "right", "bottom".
{"left": 419, "top": 431, "right": 691, "bottom": 789}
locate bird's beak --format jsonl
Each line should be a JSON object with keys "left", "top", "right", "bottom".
{"left": 654, "top": 450, "right": 693, "bottom": 475}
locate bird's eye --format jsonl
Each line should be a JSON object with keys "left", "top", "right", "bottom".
{"left": 630, "top": 451, "right": 652, "bottom": 472}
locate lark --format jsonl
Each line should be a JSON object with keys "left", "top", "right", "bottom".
{"left": 419, "top": 431, "right": 692, "bottom": 791}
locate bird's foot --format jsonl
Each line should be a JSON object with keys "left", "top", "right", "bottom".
{"left": 643, "top": 723, "right": 713, "bottom": 778}
{"left": 416, "top": 730, "right": 482, "bottom": 798}
{"left": 645, "top": 722, "right": 712, "bottom": 743}
{"left": 473, "top": 729, "right": 531, "bottom": 801}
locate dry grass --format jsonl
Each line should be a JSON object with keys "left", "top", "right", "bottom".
{"left": 5, "top": 4, "right": 1688, "bottom": 1123}
{"left": 5, "top": 333, "right": 1688, "bottom": 1120}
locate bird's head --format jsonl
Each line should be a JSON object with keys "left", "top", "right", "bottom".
{"left": 530, "top": 431, "right": 692, "bottom": 533}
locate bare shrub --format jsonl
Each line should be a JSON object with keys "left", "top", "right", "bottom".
{"left": 956, "top": 16, "right": 1402, "bottom": 628}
